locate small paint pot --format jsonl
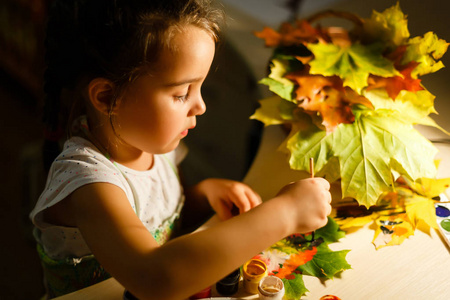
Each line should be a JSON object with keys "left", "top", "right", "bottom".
{"left": 243, "top": 259, "right": 268, "bottom": 294}
{"left": 189, "top": 286, "right": 211, "bottom": 299}
{"left": 258, "top": 275, "right": 285, "bottom": 300}
{"left": 216, "top": 268, "right": 241, "bottom": 296}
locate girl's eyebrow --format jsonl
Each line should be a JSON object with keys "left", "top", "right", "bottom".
{"left": 163, "top": 76, "right": 204, "bottom": 87}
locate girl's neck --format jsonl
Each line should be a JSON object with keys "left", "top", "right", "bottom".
{"left": 108, "top": 144, "right": 154, "bottom": 171}
{"left": 87, "top": 118, "right": 154, "bottom": 171}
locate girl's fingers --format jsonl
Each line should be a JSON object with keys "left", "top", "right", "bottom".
{"left": 316, "top": 177, "right": 331, "bottom": 190}
{"left": 230, "top": 189, "right": 251, "bottom": 214}
{"left": 214, "top": 199, "right": 233, "bottom": 221}
{"left": 246, "top": 189, "right": 262, "bottom": 208}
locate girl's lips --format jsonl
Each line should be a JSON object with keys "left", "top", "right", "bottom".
{"left": 181, "top": 126, "right": 195, "bottom": 137}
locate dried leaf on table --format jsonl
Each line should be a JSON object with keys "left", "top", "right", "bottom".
{"left": 253, "top": 218, "right": 351, "bottom": 299}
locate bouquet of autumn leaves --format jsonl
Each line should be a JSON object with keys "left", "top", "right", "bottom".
{"left": 251, "top": 3, "right": 449, "bottom": 298}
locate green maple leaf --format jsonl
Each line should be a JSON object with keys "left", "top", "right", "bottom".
{"left": 287, "top": 109, "right": 438, "bottom": 207}
{"left": 307, "top": 42, "right": 399, "bottom": 93}
{"left": 282, "top": 274, "right": 308, "bottom": 300}
{"left": 315, "top": 217, "right": 346, "bottom": 243}
{"left": 402, "top": 31, "right": 449, "bottom": 77}
{"left": 364, "top": 88, "right": 437, "bottom": 124}
{"left": 297, "top": 243, "right": 351, "bottom": 279}
{"left": 259, "top": 58, "right": 295, "bottom": 101}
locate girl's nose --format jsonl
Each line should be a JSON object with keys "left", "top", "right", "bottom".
{"left": 191, "top": 94, "right": 206, "bottom": 116}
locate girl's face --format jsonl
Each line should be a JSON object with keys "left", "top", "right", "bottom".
{"left": 114, "top": 25, "right": 215, "bottom": 156}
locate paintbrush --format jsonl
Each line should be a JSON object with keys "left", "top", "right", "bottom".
{"left": 310, "top": 157, "right": 315, "bottom": 242}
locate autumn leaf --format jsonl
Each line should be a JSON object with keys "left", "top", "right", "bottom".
{"left": 367, "top": 61, "right": 423, "bottom": 100}
{"left": 372, "top": 215, "right": 415, "bottom": 249}
{"left": 259, "top": 58, "right": 295, "bottom": 101}
{"left": 256, "top": 217, "right": 350, "bottom": 298}
{"left": 281, "top": 66, "right": 373, "bottom": 132}
{"left": 274, "top": 248, "right": 317, "bottom": 279}
{"left": 307, "top": 42, "right": 399, "bottom": 93}
{"left": 282, "top": 274, "right": 308, "bottom": 300}
{"left": 297, "top": 243, "right": 351, "bottom": 279}
{"left": 335, "top": 213, "right": 376, "bottom": 230}
{"left": 364, "top": 88, "right": 437, "bottom": 125}
{"left": 406, "top": 177, "right": 450, "bottom": 198}
{"left": 368, "top": 177, "right": 448, "bottom": 248}
{"left": 250, "top": 96, "right": 286, "bottom": 126}
{"left": 287, "top": 109, "right": 438, "bottom": 207}
{"left": 250, "top": 95, "right": 307, "bottom": 128}
{"left": 254, "top": 20, "right": 322, "bottom": 48}
{"left": 405, "top": 193, "right": 438, "bottom": 230}
{"left": 315, "top": 216, "right": 346, "bottom": 243}
{"left": 285, "top": 68, "right": 343, "bottom": 102}
{"left": 285, "top": 70, "right": 353, "bottom": 132}
{"left": 254, "top": 26, "right": 283, "bottom": 47}
{"left": 402, "top": 31, "right": 449, "bottom": 77}
{"left": 251, "top": 2, "right": 448, "bottom": 237}
{"left": 361, "top": 2, "right": 410, "bottom": 50}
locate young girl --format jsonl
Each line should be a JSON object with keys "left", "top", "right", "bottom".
{"left": 30, "top": 0, "right": 332, "bottom": 299}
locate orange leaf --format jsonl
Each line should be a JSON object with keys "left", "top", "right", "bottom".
{"left": 254, "top": 27, "right": 282, "bottom": 47}
{"left": 385, "top": 45, "right": 408, "bottom": 68}
{"left": 367, "top": 61, "right": 423, "bottom": 100}
{"left": 286, "top": 69, "right": 372, "bottom": 132}
{"left": 255, "top": 20, "right": 325, "bottom": 48}
{"left": 275, "top": 247, "right": 317, "bottom": 279}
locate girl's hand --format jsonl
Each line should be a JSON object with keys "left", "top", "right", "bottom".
{"left": 275, "top": 178, "right": 332, "bottom": 234}
{"left": 196, "top": 178, "right": 262, "bottom": 220}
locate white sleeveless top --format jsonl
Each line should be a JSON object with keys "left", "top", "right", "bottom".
{"left": 30, "top": 135, "right": 187, "bottom": 260}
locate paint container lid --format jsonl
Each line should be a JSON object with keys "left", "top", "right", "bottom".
{"left": 216, "top": 268, "right": 241, "bottom": 296}
{"left": 258, "top": 275, "right": 285, "bottom": 300}
{"left": 243, "top": 259, "right": 268, "bottom": 294}
{"left": 218, "top": 268, "right": 241, "bottom": 284}
{"left": 243, "top": 259, "right": 267, "bottom": 279}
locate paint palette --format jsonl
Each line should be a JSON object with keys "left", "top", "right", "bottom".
{"left": 436, "top": 194, "right": 450, "bottom": 248}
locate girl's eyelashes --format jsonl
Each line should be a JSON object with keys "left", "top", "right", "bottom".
{"left": 174, "top": 86, "right": 191, "bottom": 102}
{"left": 174, "top": 93, "right": 189, "bottom": 102}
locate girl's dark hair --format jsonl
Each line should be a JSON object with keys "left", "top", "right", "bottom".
{"left": 42, "top": 0, "right": 224, "bottom": 170}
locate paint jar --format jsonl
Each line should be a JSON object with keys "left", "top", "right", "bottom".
{"left": 216, "top": 268, "right": 241, "bottom": 296}
{"left": 258, "top": 275, "right": 285, "bottom": 300}
{"left": 189, "top": 286, "right": 211, "bottom": 299}
{"left": 242, "top": 259, "right": 268, "bottom": 294}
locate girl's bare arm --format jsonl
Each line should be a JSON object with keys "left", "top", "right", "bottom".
{"left": 66, "top": 178, "right": 331, "bottom": 300}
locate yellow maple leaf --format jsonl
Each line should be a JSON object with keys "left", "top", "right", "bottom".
{"left": 372, "top": 215, "right": 415, "bottom": 249}
{"left": 250, "top": 96, "right": 285, "bottom": 127}
{"left": 407, "top": 177, "right": 450, "bottom": 199}
{"left": 361, "top": 2, "right": 410, "bottom": 50}
{"left": 405, "top": 196, "right": 438, "bottom": 230}
{"left": 335, "top": 214, "right": 375, "bottom": 230}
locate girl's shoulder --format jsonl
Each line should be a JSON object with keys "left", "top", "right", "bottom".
{"left": 32, "top": 136, "right": 132, "bottom": 228}
{"left": 52, "top": 136, "right": 114, "bottom": 169}
{"left": 59, "top": 136, "right": 103, "bottom": 158}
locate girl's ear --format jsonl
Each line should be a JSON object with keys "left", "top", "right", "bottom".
{"left": 87, "top": 78, "right": 116, "bottom": 115}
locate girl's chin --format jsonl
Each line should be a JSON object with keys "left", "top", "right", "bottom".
{"left": 180, "top": 129, "right": 189, "bottom": 137}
